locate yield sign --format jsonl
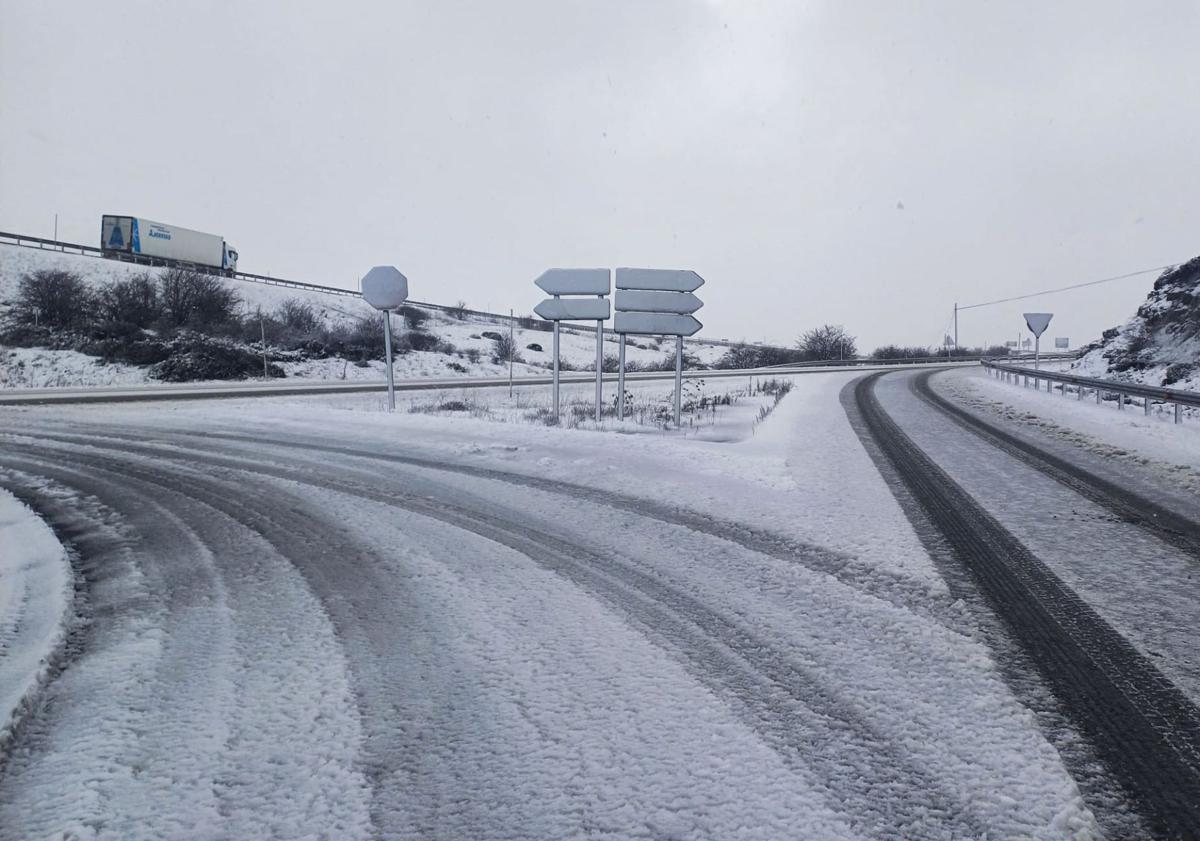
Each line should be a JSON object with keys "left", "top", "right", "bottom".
{"left": 1023, "top": 312, "right": 1053, "bottom": 337}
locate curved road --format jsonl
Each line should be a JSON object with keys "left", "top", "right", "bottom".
{"left": 1, "top": 367, "right": 1197, "bottom": 838}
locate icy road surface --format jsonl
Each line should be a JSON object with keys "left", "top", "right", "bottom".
{"left": 0, "top": 373, "right": 1102, "bottom": 839}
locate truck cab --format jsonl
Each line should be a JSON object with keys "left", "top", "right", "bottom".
{"left": 223, "top": 245, "right": 239, "bottom": 275}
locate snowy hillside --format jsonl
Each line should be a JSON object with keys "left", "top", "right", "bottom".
{"left": 0, "top": 245, "right": 730, "bottom": 388}
{"left": 1071, "top": 257, "right": 1200, "bottom": 392}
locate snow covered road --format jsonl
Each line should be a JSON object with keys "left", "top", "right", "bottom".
{"left": 0, "top": 375, "right": 1130, "bottom": 838}
{"left": 857, "top": 368, "right": 1200, "bottom": 840}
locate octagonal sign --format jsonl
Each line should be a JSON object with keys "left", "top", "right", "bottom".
{"left": 361, "top": 266, "right": 409, "bottom": 310}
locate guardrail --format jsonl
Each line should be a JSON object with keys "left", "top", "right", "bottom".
{"left": 982, "top": 360, "right": 1198, "bottom": 424}
{"left": 765, "top": 352, "right": 1079, "bottom": 370}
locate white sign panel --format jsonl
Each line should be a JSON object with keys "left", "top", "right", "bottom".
{"left": 361, "top": 266, "right": 409, "bottom": 310}
{"left": 534, "top": 268, "right": 611, "bottom": 296}
{"left": 534, "top": 298, "right": 611, "bottom": 321}
{"left": 1023, "top": 312, "right": 1053, "bottom": 337}
{"left": 615, "top": 268, "right": 704, "bottom": 292}
{"left": 615, "top": 289, "right": 703, "bottom": 314}
{"left": 1054, "top": 337, "right": 1069, "bottom": 349}
{"left": 614, "top": 312, "right": 702, "bottom": 336}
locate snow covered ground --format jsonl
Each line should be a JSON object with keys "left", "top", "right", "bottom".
{"left": 0, "top": 244, "right": 732, "bottom": 388}
{"left": 0, "top": 370, "right": 1102, "bottom": 838}
{"left": 947, "top": 366, "right": 1200, "bottom": 495}
{"left": 0, "top": 488, "right": 72, "bottom": 753}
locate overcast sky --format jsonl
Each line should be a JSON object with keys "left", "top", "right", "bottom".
{"left": 2, "top": 1, "right": 1197, "bottom": 350}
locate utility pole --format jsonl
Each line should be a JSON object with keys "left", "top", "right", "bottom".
{"left": 509, "top": 308, "right": 514, "bottom": 398}
{"left": 953, "top": 302, "right": 958, "bottom": 355}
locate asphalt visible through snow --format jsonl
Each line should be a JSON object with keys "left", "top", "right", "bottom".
{"left": 854, "top": 368, "right": 1200, "bottom": 841}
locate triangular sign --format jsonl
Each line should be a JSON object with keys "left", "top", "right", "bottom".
{"left": 108, "top": 224, "right": 124, "bottom": 248}
{"left": 1023, "top": 312, "right": 1053, "bottom": 337}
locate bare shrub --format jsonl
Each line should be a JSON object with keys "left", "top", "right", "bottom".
{"left": 159, "top": 268, "right": 240, "bottom": 331}
{"left": 14, "top": 269, "right": 93, "bottom": 329}
{"left": 96, "top": 273, "right": 161, "bottom": 329}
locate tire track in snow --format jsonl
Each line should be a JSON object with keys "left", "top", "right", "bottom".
{"left": 0, "top": 453, "right": 374, "bottom": 840}
{"left": 5, "top": 422, "right": 960, "bottom": 630}
{"left": 912, "top": 370, "right": 1200, "bottom": 561}
{"left": 6, "top": 430, "right": 989, "bottom": 839}
{"left": 853, "top": 370, "right": 1200, "bottom": 840}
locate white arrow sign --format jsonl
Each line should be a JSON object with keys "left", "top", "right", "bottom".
{"left": 534, "top": 298, "right": 611, "bottom": 321}
{"left": 535, "top": 268, "right": 611, "bottom": 296}
{"left": 1023, "top": 312, "right": 1053, "bottom": 337}
{"left": 615, "top": 289, "right": 703, "bottom": 314}
{"left": 615, "top": 268, "right": 704, "bottom": 292}
{"left": 360, "top": 265, "right": 409, "bottom": 310}
{"left": 615, "top": 312, "right": 703, "bottom": 336}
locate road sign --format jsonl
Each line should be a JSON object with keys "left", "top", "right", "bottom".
{"left": 614, "top": 289, "right": 703, "bottom": 314}
{"left": 360, "top": 265, "right": 409, "bottom": 412}
{"left": 534, "top": 298, "right": 610, "bottom": 321}
{"left": 614, "top": 312, "right": 703, "bottom": 337}
{"left": 615, "top": 268, "right": 704, "bottom": 292}
{"left": 361, "top": 266, "right": 409, "bottom": 311}
{"left": 1055, "top": 337, "right": 1069, "bottom": 349}
{"left": 535, "top": 268, "right": 611, "bottom": 296}
{"left": 533, "top": 268, "right": 612, "bottom": 424}
{"left": 1023, "top": 312, "right": 1053, "bottom": 337}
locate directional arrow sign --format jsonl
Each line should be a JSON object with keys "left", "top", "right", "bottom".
{"left": 615, "top": 268, "right": 704, "bottom": 292}
{"left": 535, "top": 268, "right": 611, "bottom": 296}
{"left": 534, "top": 298, "right": 611, "bottom": 321}
{"left": 360, "top": 265, "right": 409, "bottom": 310}
{"left": 615, "top": 289, "right": 703, "bottom": 314}
{"left": 615, "top": 312, "right": 702, "bottom": 336}
{"left": 1023, "top": 312, "right": 1053, "bottom": 337}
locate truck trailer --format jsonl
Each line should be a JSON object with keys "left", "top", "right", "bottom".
{"left": 100, "top": 215, "right": 238, "bottom": 275}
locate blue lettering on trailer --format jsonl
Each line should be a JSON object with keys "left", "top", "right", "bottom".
{"left": 148, "top": 226, "right": 172, "bottom": 240}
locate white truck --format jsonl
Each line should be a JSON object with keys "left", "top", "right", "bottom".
{"left": 100, "top": 215, "right": 238, "bottom": 275}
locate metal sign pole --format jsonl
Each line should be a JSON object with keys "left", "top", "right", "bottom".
{"left": 382, "top": 310, "right": 396, "bottom": 412}
{"left": 595, "top": 314, "right": 603, "bottom": 422}
{"left": 552, "top": 319, "right": 561, "bottom": 423}
{"left": 509, "top": 308, "right": 515, "bottom": 398}
{"left": 1035, "top": 335, "right": 1040, "bottom": 370}
{"left": 673, "top": 335, "right": 683, "bottom": 426}
{"left": 617, "top": 334, "right": 626, "bottom": 421}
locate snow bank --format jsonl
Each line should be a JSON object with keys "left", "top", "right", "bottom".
{"left": 0, "top": 487, "right": 72, "bottom": 751}
{"left": 947, "top": 366, "right": 1200, "bottom": 494}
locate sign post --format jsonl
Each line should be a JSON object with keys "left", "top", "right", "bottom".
{"left": 1023, "top": 312, "right": 1053, "bottom": 370}
{"left": 360, "top": 266, "right": 410, "bottom": 412}
{"left": 614, "top": 268, "right": 704, "bottom": 426}
{"left": 533, "top": 269, "right": 611, "bottom": 424}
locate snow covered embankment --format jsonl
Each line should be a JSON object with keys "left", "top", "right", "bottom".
{"left": 0, "top": 489, "right": 72, "bottom": 750}
{"left": 1073, "top": 257, "right": 1200, "bottom": 392}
